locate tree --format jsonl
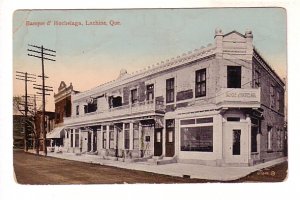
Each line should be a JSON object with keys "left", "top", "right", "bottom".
{"left": 13, "top": 95, "right": 41, "bottom": 155}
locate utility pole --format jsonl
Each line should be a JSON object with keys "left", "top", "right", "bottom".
{"left": 27, "top": 94, "right": 42, "bottom": 151}
{"left": 28, "top": 44, "right": 56, "bottom": 156}
{"left": 15, "top": 71, "right": 36, "bottom": 152}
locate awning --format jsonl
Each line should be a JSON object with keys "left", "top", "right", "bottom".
{"left": 46, "top": 127, "right": 65, "bottom": 139}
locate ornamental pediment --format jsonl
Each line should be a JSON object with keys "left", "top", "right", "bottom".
{"left": 58, "top": 81, "right": 67, "bottom": 91}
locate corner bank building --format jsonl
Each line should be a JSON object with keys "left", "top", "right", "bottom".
{"left": 63, "top": 29, "right": 286, "bottom": 167}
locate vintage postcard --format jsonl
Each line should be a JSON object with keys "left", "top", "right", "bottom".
{"left": 12, "top": 8, "right": 287, "bottom": 185}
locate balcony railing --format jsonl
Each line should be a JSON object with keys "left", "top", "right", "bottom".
{"left": 215, "top": 88, "right": 261, "bottom": 108}
{"left": 64, "top": 99, "right": 164, "bottom": 126}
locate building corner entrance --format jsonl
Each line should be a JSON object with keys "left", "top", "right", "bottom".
{"left": 223, "top": 122, "right": 249, "bottom": 165}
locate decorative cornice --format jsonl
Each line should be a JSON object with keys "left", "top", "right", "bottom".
{"left": 73, "top": 45, "right": 217, "bottom": 102}
{"left": 54, "top": 87, "right": 73, "bottom": 103}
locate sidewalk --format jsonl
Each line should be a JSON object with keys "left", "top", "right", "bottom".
{"left": 46, "top": 152, "right": 287, "bottom": 181}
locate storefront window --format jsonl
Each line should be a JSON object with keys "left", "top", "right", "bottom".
{"left": 180, "top": 126, "right": 213, "bottom": 152}
{"left": 75, "top": 134, "right": 79, "bottom": 147}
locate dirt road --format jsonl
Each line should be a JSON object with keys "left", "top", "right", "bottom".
{"left": 13, "top": 150, "right": 209, "bottom": 184}
{"left": 13, "top": 150, "right": 287, "bottom": 184}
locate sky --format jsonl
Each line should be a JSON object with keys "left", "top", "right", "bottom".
{"left": 13, "top": 8, "right": 287, "bottom": 111}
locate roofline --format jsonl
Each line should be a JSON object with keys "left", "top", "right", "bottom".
{"left": 253, "top": 48, "right": 285, "bottom": 87}
{"left": 73, "top": 45, "right": 217, "bottom": 101}
{"left": 223, "top": 30, "right": 246, "bottom": 38}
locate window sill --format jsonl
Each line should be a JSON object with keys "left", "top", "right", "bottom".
{"left": 195, "top": 95, "right": 206, "bottom": 99}
{"left": 251, "top": 152, "right": 259, "bottom": 155}
{"left": 267, "top": 150, "right": 274, "bottom": 153}
{"left": 166, "top": 102, "right": 175, "bottom": 105}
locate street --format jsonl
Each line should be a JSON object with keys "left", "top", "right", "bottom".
{"left": 13, "top": 150, "right": 287, "bottom": 184}
{"left": 13, "top": 150, "right": 209, "bottom": 184}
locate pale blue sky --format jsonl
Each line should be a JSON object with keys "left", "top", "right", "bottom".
{"left": 13, "top": 8, "right": 287, "bottom": 111}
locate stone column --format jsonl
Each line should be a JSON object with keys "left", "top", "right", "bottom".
{"left": 246, "top": 115, "right": 251, "bottom": 161}
{"left": 129, "top": 122, "right": 133, "bottom": 150}
{"left": 90, "top": 130, "right": 94, "bottom": 152}
{"left": 73, "top": 130, "right": 76, "bottom": 149}
{"left": 106, "top": 125, "right": 109, "bottom": 149}
{"left": 122, "top": 123, "right": 125, "bottom": 150}
{"left": 79, "top": 129, "right": 82, "bottom": 149}
{"left": 69, "top": 130, "right": 72, "bottom": 148}
{"left": 257, "top": 133, "right": 261, "bottom": 158}
{"left": 174, "top": 119, "right": 179, "bottom": 156}
{"left": 64, "top": 131, "right": 68, "bottom": 147}
{"left": 98, "top": 126, "right": 103, "bottom": 150}
{"left": 114, "top": 125, "right": 117, "bottom": 150}
{"left": 162, "top": 127, "right": 166, "bottom": 156}
{"left": 138, "top": 122, "right": 143, "bottom": 156}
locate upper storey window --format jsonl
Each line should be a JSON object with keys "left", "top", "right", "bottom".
{"left": 146, "top": 84, "right": 154, "bottom": 101}
{"left": 195, "top": 68, "right": 206, "bottom": 97}
{"left": 84, "top": 98, "right": 97, "bottom": 113}
{"left": 166, "top": 78, "right": 175, "bottom": 103}
{"left": 227, "top": 66, "right": 241, "bottom": 88}
{"left": 131, "top": 88, "right": 138, "bottom": 104}
{"left": 76, "top": 105, "right": 79, "bottom": 115}
{"left": 254, "top": 69, "right": 261, "bottom": 88}
{"left": 270, "top": 84, "right": 275, "bottom": 109}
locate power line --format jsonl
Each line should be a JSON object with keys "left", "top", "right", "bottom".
{"left": 27, "top": 44, "right": 56, "bottom": 156}
{"left": 15, "top": 71, "right": 36, "bottom": 152}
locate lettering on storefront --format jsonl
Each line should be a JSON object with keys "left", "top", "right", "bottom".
{"left": 225, "top": 92, "right": 257, "bottom": 98}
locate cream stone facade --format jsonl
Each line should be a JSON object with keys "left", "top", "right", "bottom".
{"left": 62, "top": 29, "right": 286, "bottom": 166}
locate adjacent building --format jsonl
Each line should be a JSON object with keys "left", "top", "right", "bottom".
{"left": 35, "top": 111, "right": 56, "bottom": 151}
{"left": 46, "top": 81, "right": 79, "bottom": 149}
{"left": 62, "top": 29, "right": 286, "bottom": 166}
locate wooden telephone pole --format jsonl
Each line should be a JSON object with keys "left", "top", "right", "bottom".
{"left": 28, "top": 44, "right": 56, "bottom": 156}
{"left": 15, "top": 71, "right": 36, "bottom": 151}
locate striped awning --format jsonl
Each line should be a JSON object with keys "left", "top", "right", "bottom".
{"left": 46, "top": 127, "right": 65, "bottom": 139}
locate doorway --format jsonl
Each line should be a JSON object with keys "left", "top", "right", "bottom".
{"left": 165, "top": 119, "right": 175, "bottom": 157}
{"left": 154, "top": 128, "right": 162, "bottom": 156}
{"left": 223, "top": 122, "right": 249, "bottom": 164}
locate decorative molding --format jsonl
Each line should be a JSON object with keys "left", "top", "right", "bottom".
{"left": 73, "top": 45, "right": 217, "bottom": 102}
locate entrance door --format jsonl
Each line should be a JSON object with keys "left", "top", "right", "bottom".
{"left": 87, "top": 132, "right": 91, "bottom": 152}
{"left": 223, "top": 122, "right": 249, "bottom": 164}
{"left": 165, "top": 128, "right": 175, "bottom": 157}
{"left": 165, "top": 119, "right": 175, "bottom": 157}
{"left": 154, "top": 128, "right": 162, "bottom": 156}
